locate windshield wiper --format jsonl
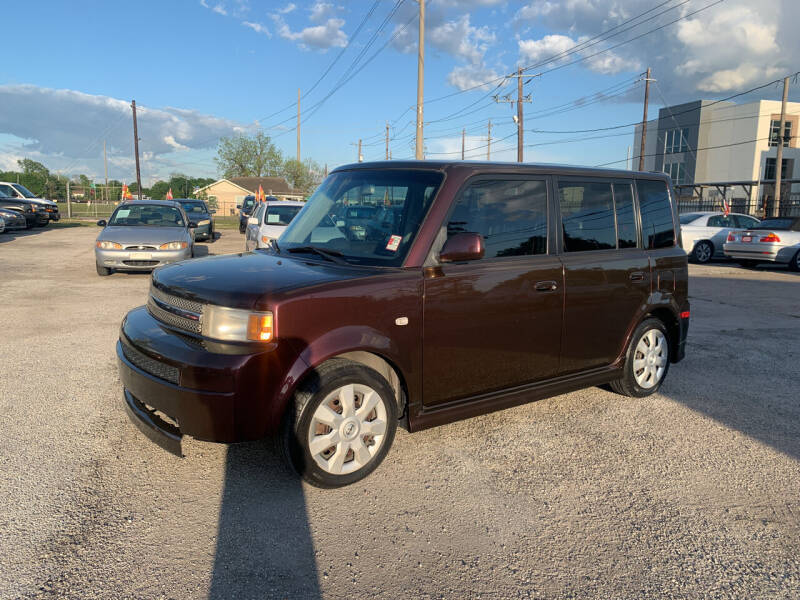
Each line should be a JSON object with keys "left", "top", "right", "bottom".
{"left": 286, "top": 245, "right": 348, "bottom": 265}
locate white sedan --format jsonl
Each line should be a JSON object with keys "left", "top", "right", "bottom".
{"left": 244, "top": 200, "right": 305, "bottom": 251}
{"left": 679, "top": 211, "right": 761, "bottom": 263}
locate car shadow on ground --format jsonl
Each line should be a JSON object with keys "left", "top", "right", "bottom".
{"left": 193, "top": 245, "right": 211, "bottom": 258}
{"left": 208, "top": 439, "right": 321, "bottom": 599}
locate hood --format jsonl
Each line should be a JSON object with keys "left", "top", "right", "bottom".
{"left": 97, "top": 225, "right": 189, "bottom": 246}
{"left": 152, "top": 251, "right": 372, "bottom": 310}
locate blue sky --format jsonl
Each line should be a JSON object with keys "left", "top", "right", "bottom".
{"left": 1, "top": 0, "right": 796, "bottom": 184}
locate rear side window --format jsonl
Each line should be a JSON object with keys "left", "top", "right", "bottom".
{"left": 559, "top": 181, "right": 616, "bottom": 252}
{"left": 734, "top": 215, "right": 760, "bottom": 229}
{"left": 707, "top": 215, "right": 737, "bottom": 228}
{"left": 448, "top": 179, "right": 548, "bottom": 258}
{"left": 679, "top": 213, "right": 701, "bottom": 225}
{"left": 637, "top": 180, "right": 675, "bottom": 249}
{"left": 266, "top": 204, "right": 302, "bottom": 226}
{"left": 613, "top": 183, "right": 637, "bottom": 249}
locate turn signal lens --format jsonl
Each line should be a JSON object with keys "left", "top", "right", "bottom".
{"left": 247, "top": 313, "right": 273, "bottom": 342}
{"left": 262, "top": 236, "right": 272, "bottom": 243}
{"left": 159, "top": 241, "right": 189, "bottom": 250}
{"left": 96, "top": 240, "right": 122, "bottom": 249}
{"left": 759, "top": 233, "right": 780, "bottom": 243}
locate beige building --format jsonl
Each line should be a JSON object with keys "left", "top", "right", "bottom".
{"left": 196, "top": 177, "right": 304, "bottom": 216}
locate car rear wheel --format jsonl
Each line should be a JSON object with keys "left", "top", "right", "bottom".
{"left": 691, "top": 240, "right": 713, "bottom": 263}
{"left": 281, "top": 359, "right": 398, "bottom": 488}
{"left": 96, "top": 263, "right": 112, "bottom": 276}
{"left": 789, "top": 250, "right": 800, "bottom": 272}
{"left": 610, "top": 318, "right": 670, "bottom": 398}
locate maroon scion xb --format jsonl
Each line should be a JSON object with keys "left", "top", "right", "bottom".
{"left": 117, "top": 162, "right": 689, "bottom": 488}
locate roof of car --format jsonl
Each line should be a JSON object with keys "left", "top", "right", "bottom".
{"left": 264, "top": 200, "right": 305, "bottom": 206}
{"left": 122, "top": 199, "right": 182, "bottom": 208}
{"left": 332, "top": 160, "right": 672, "bottom": 181}
{"left": 681, "top": 211, "right": 759, "bottom": 218}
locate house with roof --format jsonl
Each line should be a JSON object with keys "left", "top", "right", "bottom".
{"left": 195, "top": 176, "right": 305, "bottom": 216}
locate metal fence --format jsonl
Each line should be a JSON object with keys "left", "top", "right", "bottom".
{"left": 56, "top": 202, "right": 118, "bottom": 218}
{"left": 675, "top": 180, "right": 800, "bottom": 217}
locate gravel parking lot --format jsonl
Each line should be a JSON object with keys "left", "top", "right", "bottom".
{"left": 1, "top": 225, "right": 799, "bottom": 599}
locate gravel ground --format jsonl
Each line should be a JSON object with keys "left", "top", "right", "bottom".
{"left": 1, "top": 225, "right": 799, "bottom": 599}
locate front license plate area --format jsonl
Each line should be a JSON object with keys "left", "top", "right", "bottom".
{"left": 130, "top": 252, "right": 152, "bottom": 260}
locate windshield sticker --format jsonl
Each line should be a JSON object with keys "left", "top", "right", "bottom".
{"left": 116, "top": 209, "right": 130, "bottom": 218}
{"left": 267, "top": 213, "right": 281, "bottom": 224}
{"left": 386, "top": 234, "right": 402, "bottom": 252}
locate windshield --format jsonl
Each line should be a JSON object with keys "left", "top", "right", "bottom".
{"left": 279, "top": 169, "right": 443, "bottom": 267}
{"left": 12, "top": 183, "right": 37, "bottom": 198}
{"left": 243, "top": 197, "right": 255, "bottom": 209}
{"left": 755, "top": 218, "right": 794, "bottom": 231}
{"left": 679, "top": 213, "right": 701, "bottom": 224}
{"left": 265, "top": 204, "right": 302, "bottom": 226}
{"left": 108, "top": 204, "right": 185, "bottom": 227}
{"left": 178, "top": 201, "right": 207, "bottom": 214}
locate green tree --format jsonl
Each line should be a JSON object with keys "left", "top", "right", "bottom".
{"left": 214, "top": 130, "right": 283, "bottom": 178}
{"left": 18, "top": 158, "right": 50, "bottom": 178}
{"left": 282, "top": 158, "right": 324, "bottom": 196}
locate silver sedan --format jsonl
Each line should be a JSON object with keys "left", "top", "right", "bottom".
{"left": 94, "top": 201, "right": 195, "bottom": 276}
{"left": 723, "top": 216, "right": 800, "bottom": 271}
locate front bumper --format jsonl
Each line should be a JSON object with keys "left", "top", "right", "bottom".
{"left": 96, "top": 247, "right": 192, "bottom": 270}
{"left": 194, "top": 222, "right": 212, "bottom": 239}
{"left": 723, "top": 242, "right": 794, "bottom": 264}
{"left": 117, "top": 306, "right": 299, "bottom": 450}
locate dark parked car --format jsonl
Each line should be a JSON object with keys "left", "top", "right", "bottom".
{"left": 237, "top": 195, "right": 258, "bottom": 233}
{"left": 0, "top": 196, "right": 47, "bottom": 228}
{"left": 0, "top": 207, "right": 28, "bottom": 231}
{"left": 172, "top": 198, "right": 216, "bottom": 242}
{"left": 117, "top": 162, "right": 689, "bottom": 488}
{"left": 0, "top": 182, "right": 59, "bottom": 223}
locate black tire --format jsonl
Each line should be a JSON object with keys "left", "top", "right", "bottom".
{"left": 96, "top": 263, "right": 111, "bottom": 276}
{"left": 789, "top": 250, "right": 800, "bottom": 272}
{"left": 690, "top": 240, "right": 713, "bottom": 264}
{"left": 35, "top": 221, "right": 48, "bottom": 228}
{"left": 610, "top": 318, "right": 671, "bottom": 398}
{"left": 281, "top": 359, "right": 398, "bottom": 488}
{"left": 208, "top": 227, "right": 216, "bottom": 243}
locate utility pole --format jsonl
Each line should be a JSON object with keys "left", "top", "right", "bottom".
{"left": 493, "top": 69, "right": 535, "bottom": 162}
{"left": 351, "top": 140, "right": 363, "bottom": 162}
{"left": 131, "top": 100, "right": 143, "bottom": 200}
{"left": 638, "top": 67, "right": 652, "bottom": 171}
{"left": 297, "top": 88, "right": 301, "bottom": 162}
{"left": 487, "top": 119, "right": 492, "bottom": 160}
{"left": 386, "top": 121, "right": 390, "bottom": 160}
{"left": 461, "top": 128, "right": 465, "bottom": 160}
{"left": 774, "top": 76, "right": 790, "bottom": 217}
{"left": 103, "top": 140, "right": 109, "bottom": 203}
{"left": 415, "top": 0, "right": 425, "bottom": 160}
{"left": 66, "top": 179, "right": 71, "bottom": 219}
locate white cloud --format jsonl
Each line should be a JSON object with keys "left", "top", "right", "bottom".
{"left": 309, "top": 2, "right": 335, "bottom": 23}
{"left": 212, "top": 3, "right": 227, "bottom": 16}
{"left": 242, "top": 20, "right": 271, "bottom": 36}
{"left": 272, "top": 13, "right": 347, "bottom": 50}
{"left": 278, "top": 3, "right": 296, "bottom": 14}
{"left": 518, "top": 33, "right": 638, "bottom": 75}
{"left": 518, "top": 34, "right": 575, "bottom": 64}
{"left": 447, "top": 65, "right": 501, "bottom": 91}
{"left": 429, "top": 15, "right": 495, "bottom": 65}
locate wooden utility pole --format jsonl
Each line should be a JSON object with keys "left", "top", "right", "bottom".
{"left": 386, "top": 121, "right": 390, "bottom": 160}
{"left": 414, "top": 0, "right": 425, "bottom": 159}
{"left": 358, "top": 139, "right": 363, "bottom": 162}
{"left": 487, "top": 119, "right": 492, "bottom": 160}
{"left": 131, "top": 100, "right": 143, "bottom": 200}
{"left": 103, "top": 140, "right": 109, "bottom": 203}
{"left": 774, "top": 76, "right": 790, "bottom": 217}
{"left": 638, "top": 67, "right": 652, "bottom": 172}
{"left": 493, "top": 69, "right": 534, "bottom": 162}
{"left": 296, "top": 88, "right": 301, "bottom": 162}
{"left": 66, "top": 179, "right": 71, "bottom": 219}
{"left": 461, "top": 128, "right": 465, "bottom": 160}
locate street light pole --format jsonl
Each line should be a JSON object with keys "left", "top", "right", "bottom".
{"left": 414, "top": 0, "right": 425, "bottom": 160}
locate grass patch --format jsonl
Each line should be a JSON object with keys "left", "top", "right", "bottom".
{"left": 213, "top": 216, "right": 240, "bottom": 230}
{"left": 50, "top": 219, "right": 98, "bottom": 228}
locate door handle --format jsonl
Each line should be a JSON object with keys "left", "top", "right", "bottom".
{"left": 629, "top": 271, "right": 646, "bottom": 282}
{"left": 535, "top": 280, "right": 558, "bottom": 292}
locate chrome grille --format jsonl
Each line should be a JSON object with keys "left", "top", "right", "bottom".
{"left": 121, "top": 340, "right": 180, "bottom": 385}
{"left": 147, "top": 298, "right": 202, "bottom": 334}
{"left": 150, "top": 285, "right": 203, "bottom": 314}
{"left": 125, "top": 244, "right": 157, "bottom": 250}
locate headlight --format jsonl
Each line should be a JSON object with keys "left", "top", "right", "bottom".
{"left": 96, "top": 240, "right": 122, "bottom": 249}
{"left": 202, "top": 305, "right": 274, "bottom": 342}
{"left": 30, "top": 204, "right": 38, "bottom": 212}
{"left": 198, "top": 219, "right": 211, "bottom": 226}
{"left": 159, "top": 241, "right": 188, "bottom": 250}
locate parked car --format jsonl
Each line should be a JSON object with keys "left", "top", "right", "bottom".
{"left": 117, "top": 162, "right": 689, "bottom": 488}
{"left": 172, "top": 198, "right": 215, "bottom": 242}
{"left": 244, "top": 200, "right": 304, "bottom": 250}
{"left": 0, "top": 182, "right": 60, "bottom": 223}
{"left": 237, "top": 195, "right": 260, "bottom": 233}
{"left": 0, "top": 196, "right": 47, "bottom": 228}
{"left": 679, "top": 211, "right": 760, "bottom": 263}
{"left": 0, "top": 207, "right": 28, "bottom": 231}
{"left": 95, "top": 200, "right": 196, "bottom": 276}
{"left": 723, "top": 216, "right": 800, "bottom": 271}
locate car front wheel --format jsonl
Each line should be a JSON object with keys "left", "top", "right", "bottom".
{"left": 610, "top": 318, "right": 670, "bottom": 398}
{"left": 691, "top": 240, "right": 713, "bottom": 263}
{"left": 789, "top": 249, "right": 800, "bottom": 272}
{"left": 96, "top": 263, "right": 111, "bottom": 276}
{"left": 282, "top": 359, "right": 398, "bottom": 488}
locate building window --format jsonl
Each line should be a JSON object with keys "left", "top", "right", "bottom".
{"left": 665, "top": 128, "right": 689, "bottom": 154}
{"left": 769, "top": 120, "right": 792, "bottom": 147}
{"left": 764, "top": 158, "right": 789, "bottom": 180}
{"left": 663, "top": 162, "right": 686, "bottom": 185}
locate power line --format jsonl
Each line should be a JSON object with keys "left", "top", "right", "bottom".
{"left": 594, "top": 136, "right": 771, "bottom": 168}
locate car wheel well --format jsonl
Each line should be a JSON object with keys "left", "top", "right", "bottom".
{"left": 644, "top": 308, "right": 680, "bottom": 362}
{"left": 307, "top": 352, "right": 409, "bottom": 426}
{"left": 694, "top": 239, "right": 714, "bottom": 251}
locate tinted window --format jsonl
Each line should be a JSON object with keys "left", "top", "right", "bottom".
{"left": 178, "top": 201, "right": 207, "bottom": 214}
{"left": 559, "top": 181, "right": 616, "bottom": 252}
{"left": 265, "top": 204, "right": 302, "bottom": 226}
{"left": 242, "top": 197, "right": 255, "bottom": 209}
{"left": 448, "top": 179, "right": 548, "bottom": 258}
{"left": 756, "top": 218, "right": 794, "bottom": 231}
{"left": 707, "top": 215, "right": 736, "bottom": 228}
{"left": 679, "top": 213, "right": 702, "bottom": 225}
{"left": 614, "top": 183, "right": 637, "bottom": 249}
{"left": 108, "top": 204, "right": 185, "bottom": 227}
{"left": 0, "top": 183, "right": 18, "bottom": 197}
{"left": 637, "top": 180, "right": 675, "bottom": 249}
{"left": 734, "top": 215, "right": 760, "bottom": 228}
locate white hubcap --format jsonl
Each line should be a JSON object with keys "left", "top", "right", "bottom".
{"left": 633, "top": 329, "right": 667, "bottom": 389}
{"left": 308, "top": 383, "right": 388, "bottom": 475}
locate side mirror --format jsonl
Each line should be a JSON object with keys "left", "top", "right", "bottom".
{"left": 209, "top": 209, "right": 216, "bottom": 214}
{"left": 440, "top": 232, "right": 485, "bottom": 263}
{"left": 247, "top": 217, "right": 259, "bottom": 225}
{"left": 97, "top": 219, "right": 107, "bottom": 227}
{"left": 188, "top": 221, "right": 198, "bottom": 229}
